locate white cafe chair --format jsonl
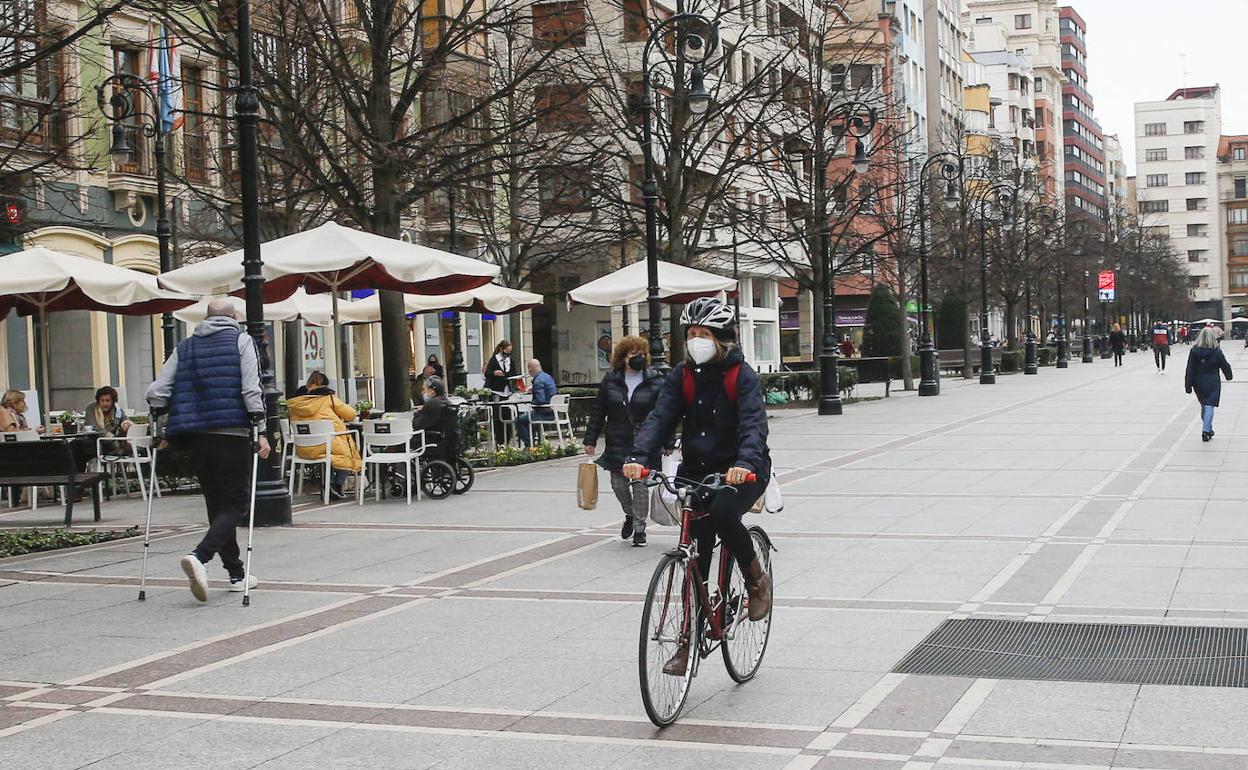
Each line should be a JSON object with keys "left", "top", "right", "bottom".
{"left": 527, "top": 393, "right": 573, "bottom": 448}
{"left": 96, "top": 423, "right": 157, "bottom": 501}
{"left": 288, "top": 419, "right": 352, "bottom": 504}
{"left": 358, "top": 420, "right": 426, "bottom": 505}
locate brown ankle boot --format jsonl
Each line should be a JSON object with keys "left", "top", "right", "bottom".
{"left": 744, "top": 558, "right": 772, "bottom": 621}
{"left": 662, "top": 640, "right": 691, "bottom": 676}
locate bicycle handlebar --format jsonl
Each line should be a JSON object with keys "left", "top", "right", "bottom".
{"left": 636, "top": 468, "right": 756, "bottom": 495}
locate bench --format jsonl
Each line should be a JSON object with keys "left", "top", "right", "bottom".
{"left": 937, "top": 348, "right": 1001, "bottom": 377}
{"left": 0, "top": 438, "right": 106, "bottom": 527}
{"left": 838, "top": 356, "right": 893, "bottom": 397}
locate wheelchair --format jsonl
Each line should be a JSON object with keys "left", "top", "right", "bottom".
{"left": 388, "top": 404, "right": 475, "bottom": 500}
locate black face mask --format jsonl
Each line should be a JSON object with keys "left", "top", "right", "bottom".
{"left": 627, "top": 354, "right": 647, "bottom": 371}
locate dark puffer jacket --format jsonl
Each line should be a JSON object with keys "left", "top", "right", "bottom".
{"left": 583, "top": 367, "right": 665, "bottom": 473}
{"left": 628, "top": 346, "right": 770, "bottom": 477}
{"left": 1186, "top": 346, "right": 1233, "bottom": 406}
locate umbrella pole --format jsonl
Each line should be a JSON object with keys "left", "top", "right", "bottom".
{"left": 39, "top": 305, "right": 52, "bottom": 427}
{"left": 331, "top": 290, "right": 342, "bottom": 397}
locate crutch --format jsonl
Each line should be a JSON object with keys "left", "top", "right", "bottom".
{"left": 242, "top": 424, "right": 260, "bottom": 607}
{"left": 138, "top": 446, "right": 158, "bottom": 602}
{"left": 138, "top": 413, "right": 166, "bottom": 602}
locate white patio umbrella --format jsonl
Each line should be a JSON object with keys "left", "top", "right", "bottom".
{"left": 567, "top": 260, "right": 737, "bottom": 307}
{"left": 0, "top": 246, "right": 195, "bottom": 423}
{"left": 339, "top": 283, "right": 543, "bottom": 324}
{"left": 159, "top": 221, "right": 499, "bottom": 389}
{"left": 173, "top": 287, "right": 338, "bottom": 326}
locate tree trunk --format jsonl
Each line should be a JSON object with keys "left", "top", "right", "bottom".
{"left": 1004, "top": 299, "right": 1018, "bottom": 350}
{"left": 962, "top": 307, "right": 973, "bottom": 379}
{"left": 899, "top": 299, "right": 914, "bottom": 391}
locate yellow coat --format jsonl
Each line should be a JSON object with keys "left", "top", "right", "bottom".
{"left": 286, "top": 390, "right": 361, "bottom": 472}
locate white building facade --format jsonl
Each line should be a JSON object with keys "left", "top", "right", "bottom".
{"left": 1134, "top": 86, "right": 1224, "bottom": 318}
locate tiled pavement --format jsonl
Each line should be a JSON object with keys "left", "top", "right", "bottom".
{"left": 3, "top": 345, "right": 1248, "bottom": 768}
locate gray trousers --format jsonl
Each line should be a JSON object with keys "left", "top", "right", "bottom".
{"left": 609, "top": 470, "right": 649, "bottom": 534}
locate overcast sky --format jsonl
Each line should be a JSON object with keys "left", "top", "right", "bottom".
{"left": 1071, "top": 0, "right": 1248, "bottom": 175}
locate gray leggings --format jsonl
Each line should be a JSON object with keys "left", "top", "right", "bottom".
{"left": 609, "top": 470, "right": 649, "bottom": 534}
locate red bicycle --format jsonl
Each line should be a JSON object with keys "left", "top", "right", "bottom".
{"left": 636, "top": 469, "right": 776, "bottom": 726}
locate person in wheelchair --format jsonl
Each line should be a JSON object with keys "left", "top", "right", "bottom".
{"left": 412, "top": 376, "right": 457, "bottom": 459}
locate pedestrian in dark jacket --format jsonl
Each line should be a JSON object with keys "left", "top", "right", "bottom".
{"left": 583, "top": 335, "right": 665, "bottom": 547}
{"left": 624, "top": 297, "right": 772, "bottom": 675}
{"left": 1152, "top": 322, "right": 1171, "bottom": 373}
{"left": 146, "top": 299, "right": 270, "bottom": 602}
{"left": 1186, "top": 326, "right": 1233, "bottom": 442}
{"left": 1109, "top": 324, "right": 1126, "bottom": 367}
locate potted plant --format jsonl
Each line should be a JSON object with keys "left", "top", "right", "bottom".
{"left": 355, "top": 399, "right": 374, "bottom": 419}
{"left": 59, "top": 410, "right": 78, "bottom": 435}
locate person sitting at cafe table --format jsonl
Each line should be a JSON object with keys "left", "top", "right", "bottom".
{"left": 514, "top": 358, "right": 557, "bottom": 449}
{"left": 85, "top": 386, "right": 133, "bottom": 452}
{"left": 286, "top": 370, "right": 362, "bottom": 500}
{"left": 0, "top": 389, "right": 43, "bottom": 433}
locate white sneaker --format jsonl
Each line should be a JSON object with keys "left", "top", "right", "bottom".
{"left": 229, "top": 574, "right": 259, "bottom": 592}
{"left": 180, "top": 555, "right": 209, "bottom": 603}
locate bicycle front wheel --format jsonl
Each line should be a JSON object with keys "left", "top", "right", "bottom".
{"left": 639, "top": 553, "right": 699, "bottom": 727}
{"left": 722, "top": 526, "right": 773, "bottom": 683}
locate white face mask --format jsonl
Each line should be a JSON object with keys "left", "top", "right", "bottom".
{"left": 687, "top": 337, "right": 717, "bottom": 365}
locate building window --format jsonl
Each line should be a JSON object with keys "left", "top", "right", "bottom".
{"left": 1228, "top": 208, "right": 1248, "bottom": 225}
{"left": 1034, "top": 77, "right": 1043, "bottom": 93}
{"left": 1186, "top": 198, "right": 1207, "bottom": 211}
{"left": 1140, "top": 200, "right": 1169, "bottom": 214}
{"left": 1013, "top": 14, "right": 1031, "bottom": 29}
{"left": 539, "top": 167, "right": 593, "bottom": 213}
{"left": 533, "top": 84, "right": 589, "bottom": 131}
{"left": 975, "top": 16, "right": 991, "bottom": 23}
{"left": 532, "top": 1, "right": 588, "bottom": 49}
{"left": 1185, "top": 172, "right": 1205, "bottom": 185}
{"left": 621, "top": 0, "right": 647, "bottom": 42}
{"left": 1188, "top": 250, "right": 1207, "bottom": 263}
{"left": 1236, "top": 147, "right": 1247, "bottom": 161}
{"left": 181, "top": 65, "right": 208, "bottom": 183}
{"left": 1145, "top": 123, "right": 1167, "bottom": 136}
{"left": 1236, "top": 178, "right": 1247, "bottom": 199}
{"left": 1232, "top": 270, "right": 1248, "bottom": 289}
{"left": 752, "top": 321, "right": 776, "bottom": 362}
{"left": 1234, "top": 238, "right": 1248, "bottom": 257}
{"left": 1145, "top": 148, "right": 1167, "bottom": 162}
{"left": 1184, "top": 120, "right": 1205, "bottom": 134}
{"left": 1146, "top": 174, "right": 1167, "bottom": 187}
{"left": 1187, "top": 224, "right": 1207, "bottom": 237}
{"left": 1184, "top": 146, "right": 1205, "bottom": 160}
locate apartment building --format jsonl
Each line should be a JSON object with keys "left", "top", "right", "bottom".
{"left": 963, "top": 19, "right": 1040, "bottom": 185}
{"left": 962, "top": 0, "right": 1064, "bottom": 203}
{"left": 886, "top": 0, "right": 930, "bottom": 158}
{"left": 1217, "top": 135, "right": 1248, "bottom": 316}
{"left": 1135, "top": 86, "right": 1224, "bottom": 319}
{"left": 1102, "top": 133, "right": 1128, "bottom": 212}
{"left": 923, "top": 0, "right": 966, "bottom": 152}
{"left": 1058, "top": 6, "right": 1105, "bottom": 224}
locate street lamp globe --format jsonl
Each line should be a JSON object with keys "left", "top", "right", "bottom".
{"left": 852, "top": 141, "right": 869, "bottom": 174}
{"left": 943, "top": 181, "right": 959, "bottom": 210}
{"left": 687, "top": 68, "right": 711, "bottom": 116}
{"left": 108, "top": 122, "right": 131, "bottom": 165}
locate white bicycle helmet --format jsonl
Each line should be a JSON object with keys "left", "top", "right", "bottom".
{"left": 681, "top": 297, "right": 737, "bottom": 341}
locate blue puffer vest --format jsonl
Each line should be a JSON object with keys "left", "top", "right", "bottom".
{"left": 166, "top": 327, "right": 248, "bottom": 437}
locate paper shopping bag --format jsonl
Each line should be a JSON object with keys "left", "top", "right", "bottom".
{"left": 576, "top": 462, "right": 598, "bottom": 510}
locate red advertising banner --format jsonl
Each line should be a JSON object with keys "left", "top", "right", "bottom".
{"left": 1098, "top": 270, "right": 1115, "bottom": 301}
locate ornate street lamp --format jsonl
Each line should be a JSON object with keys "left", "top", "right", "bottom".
{"left": 96, "top": 75, "right": 175, "bottom": 359}
{"left": 970, "top": 182, "right": 1014, "bottom": 385}
{"left": 915, "top": 153, "right": 962, "bottom": 396}
{"left": 235, "top": 0, "right": 291, "bottom": 527}
{"left": 1055, "top": 265, "right": 1069, "bottom": 368}
{"left": 1081, "top": 259, "right": 1094, "bottom": 363}
{"left": 639, "top": 11, "right": 719, "bottom": 372}
{"left": 1022, "top": 204, "right": 1057, "bottom": 375}
{"left": 817, "top": 103, "right": 877, "bottom": 415}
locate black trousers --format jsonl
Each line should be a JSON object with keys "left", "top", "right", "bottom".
{"left": 1154, "top": 347, "right": 1168, "bottom": 370}
{"left": 186, "top": 433, "right": 252, "bottom": 577}
{"left": 1113, "top": 351, "right": 1124, "bottom": 366}
{"left": 688, "top": 472, "right": 764, "bottom": 580}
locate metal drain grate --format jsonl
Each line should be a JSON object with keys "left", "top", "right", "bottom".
{"left": 893, "top": 618, "right": 1248, "bottom": 688}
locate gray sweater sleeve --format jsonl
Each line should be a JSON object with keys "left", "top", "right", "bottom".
{"left": 146, "top": 347, "right": 180, "bottom": 408}
{"left": 237, "top": 333, "right": 264, "bottom": 415}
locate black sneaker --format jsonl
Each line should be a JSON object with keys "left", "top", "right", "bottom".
{"left": 621, "top": 518, "right": 634, "bottom": 540}
{"left": 633, "top": 532, "right": 647, "bottom": 547}
{"left": 329, "top": 486, "right": 346, "bottom": 500}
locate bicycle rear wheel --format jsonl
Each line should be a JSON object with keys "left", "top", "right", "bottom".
{"left": 639, "top": 553, "right": 699, "bottom": 726}
{"left": 722, "top": 526, "right": 773, "bottom": 683}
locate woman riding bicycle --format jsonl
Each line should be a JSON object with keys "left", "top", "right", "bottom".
{"left": 622, "top": 297, "right": 772, "bottom": 674}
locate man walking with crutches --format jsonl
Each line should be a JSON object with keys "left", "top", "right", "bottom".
{"left": 147, "top": 298, "right": 271, "bottom": 602}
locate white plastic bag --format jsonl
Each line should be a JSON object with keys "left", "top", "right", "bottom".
{"left": 762, "top": 470, "right": 784, "bottom": 514}
{"left": 648, "top": 453, "right": 682, "bottom": 526}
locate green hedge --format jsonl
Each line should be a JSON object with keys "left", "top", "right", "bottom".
{"left": 759, "top": 368, "right": 858, "bottom": 400}
{"left": 1000, "top": 351, "right": 1021, "bottom": 372}
{"left": 0, "top": 527, "right": 139, "bottom": 558}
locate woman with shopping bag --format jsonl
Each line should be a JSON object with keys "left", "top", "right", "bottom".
{"left": 583, "top": 336, "right": 665, "bottom": 547}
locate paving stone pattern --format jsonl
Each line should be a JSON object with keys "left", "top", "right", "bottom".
{"left": 3, "top": 346, "right": 1248, "bottom": 768}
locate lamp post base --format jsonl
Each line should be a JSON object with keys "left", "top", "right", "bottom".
{"left": 918, "top": 346, "right": 940, "bottom": 396}
{"left": 1023, "top": 338, "right": 1038, "bottom": 375}
{"left": 1056, "top": 338, "right": 1069, "bottom": 368}
{"left": 1056, "top": 359, "right": 1069, "bottom": 369}
{"left": 253, "top": 481, "right": 292, "bottom": 527}
{"left": 818, "top": 396, "right": 843, "bottom": 415}
{"left": 818, "top": 349, "right": 842, "bottom": 415}
{"left": 1081, "top": 336, "right": 1094, "bottom": 363}
{"left": 980, "top": 372, "right": 996, "bottom": 385}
